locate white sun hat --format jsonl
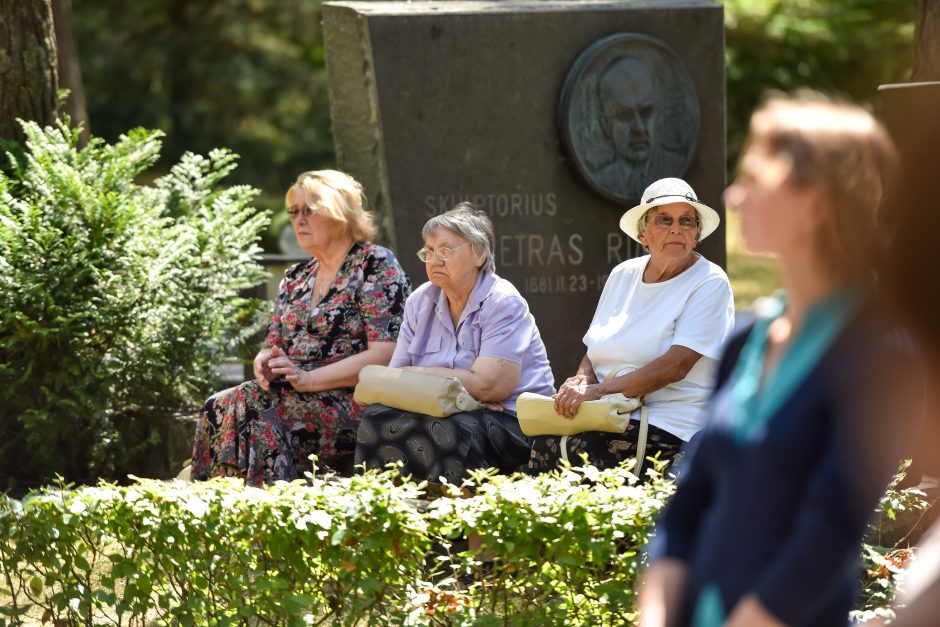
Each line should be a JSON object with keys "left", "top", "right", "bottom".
{"left": 619, "top": 177, "right": 721, "bottom": 244}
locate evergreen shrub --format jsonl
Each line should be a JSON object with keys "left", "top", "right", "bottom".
{"left": 0, "top": 120, "right": 269, "bottom": 490}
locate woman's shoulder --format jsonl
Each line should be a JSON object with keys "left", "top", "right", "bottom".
{"left": 348, "top": 242, "right": 411, "bottom": 293}
{"left": 606, "top": 255, "right": 649, "bottom": 283}
{"left": 409, "top": 280, "right": 437, "bottom": 299}
{"left": 837, "top": 299, "right": 919, "bottom": 365}
{"left": 611, "top": 254, "right": 649, "bottom": 274}
{"left": 353, "top": 241, "right": 404, "bottom": 269}
{"left": 696, "top": 256, "right": 732, "bottom": 283}
{"left": 475, "top": 274, "right": 532, "bottom": 321}
{"left": 671, "top": 255, "right": 732, "bottom": 294}
{"left": 283, "top": 257, "right": 315, "bottom": 281}
{"left": 403, "top": 280, "right": 439, "bottom": 311}
{"left": 486, "top": 273, "right": 529, "bottom": 305}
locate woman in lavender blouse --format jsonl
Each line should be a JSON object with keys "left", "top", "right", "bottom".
{"left": 354, "top": 203, "right": 555, "bottom": 484}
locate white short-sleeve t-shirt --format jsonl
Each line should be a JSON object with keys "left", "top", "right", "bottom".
{"left": 583, "top": 254, "right": 735, "bottom": 441}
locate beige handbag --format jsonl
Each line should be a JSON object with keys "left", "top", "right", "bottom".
{"left": 515, "top": 393, "right": 642, "bottom": 436}
{"left": 354, "top": 364, "right": 484, "bottom": 418}
{"left": 516, "top": 366, "right": 650, "bottom": 472}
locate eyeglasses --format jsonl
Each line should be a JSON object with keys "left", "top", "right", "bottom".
{"left": 416, "top": 243, "right": 468, "bottom": 262}
{"left": 287, "top": 206, "right": 318, "bottom": 221}
{"left": 649, "top": 214, "right": 699, "bottom": 230}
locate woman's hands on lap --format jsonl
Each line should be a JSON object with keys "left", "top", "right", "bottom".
{"left": 253, "top": 347, "right": 276, "bottom": 391}
{"left": 268, "top": 346, "right": 318, "bottom": 392}
{"left": 553, "top": 375, "right": 604, "bottom": 418}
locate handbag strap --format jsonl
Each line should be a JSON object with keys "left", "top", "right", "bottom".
{"left": 559, "top": 407, "right": 647, "bottom": 473}
{"left": 558, "top": 365, "right": 642, "bottom": 470}
{"left": 560, "top": 407, "right": 648, "bottom": 474}
{"left": 602, "top": 364, "right": 631, "bottom": 382}
{"left": 603, "top": 364, "right": 649, "bottom": 474}
{"left": 604, "top": 364, "right": 649, "bottom": 477}
{"left": 633, "top": 405, "right": 649, "bottom": 476}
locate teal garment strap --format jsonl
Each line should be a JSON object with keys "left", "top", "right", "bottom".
{"left": 692, "top": 584, "right": 726, "bottom": 627}
{"left": 727, "top": 288, "right": 864, "bottom": 443}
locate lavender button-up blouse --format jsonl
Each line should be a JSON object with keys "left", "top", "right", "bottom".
{"left": 390, "top": 271, "right": 555, "bottom": 412}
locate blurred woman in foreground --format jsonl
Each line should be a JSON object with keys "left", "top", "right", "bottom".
{"left": 639, "top": 93, "right": 920, "bottom": 627}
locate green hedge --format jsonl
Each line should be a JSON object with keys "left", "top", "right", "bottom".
{"left": 1, "top": 461, "right": 927, "bottom": 625}
{"left": 0, "top": 463, "right": 675, "bottom": 626}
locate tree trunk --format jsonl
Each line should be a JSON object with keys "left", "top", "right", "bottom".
{"left": 51, "top": 0, "right": 89, "bottom": 145}
{"left": 0, "top": 0, "right": 59, "bottom": 142}
{"left": 914, "top": 0, "right": 940, "bottom": 81}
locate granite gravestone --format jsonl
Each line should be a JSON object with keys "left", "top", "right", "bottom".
{"left": 322, "top": 0, "right": 725, "bottom": 383}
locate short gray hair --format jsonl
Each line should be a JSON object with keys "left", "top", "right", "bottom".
{"left": 636, "top": 206, "right": 703, "bottom": 243}
{"left": 422, "top": 202, "right": 496, "bottom": 273}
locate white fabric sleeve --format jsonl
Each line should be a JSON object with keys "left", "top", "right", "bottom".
{"left": 672, "top": 275, "right": 735, "bottom": 360}
{"left": 582, "top": 263, "right": 630, "bottom": 347}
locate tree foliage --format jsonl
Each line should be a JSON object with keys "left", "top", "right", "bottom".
{"left": 724, "top": 0, "right": 915, "bottom": 166}
{"left": 0, "top": 120, "right": 269, "bottom": 490}
{"left": 71, "top": 1, "right": 332, "bottom": 207}
{"left": 65, "top": 1, "right": 916, "bottom": 222}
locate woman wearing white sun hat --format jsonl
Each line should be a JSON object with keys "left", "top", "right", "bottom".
{"left": 527, "top": 177, "right": 734, "bottom": 475}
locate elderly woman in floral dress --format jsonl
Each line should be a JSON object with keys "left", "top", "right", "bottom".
{"left": 191, "top": 170, "right": 410, "bottom": 485}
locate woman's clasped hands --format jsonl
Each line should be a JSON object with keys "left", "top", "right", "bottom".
{"left": 553, "top": 373, "right": 605, "bottom": 418}
{"left": 263, "top": 345, "right": 318, "bottom": 392}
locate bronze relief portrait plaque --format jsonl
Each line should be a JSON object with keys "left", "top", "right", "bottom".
{"left": 559, "top": 33, "right": 700, "bottom": 204}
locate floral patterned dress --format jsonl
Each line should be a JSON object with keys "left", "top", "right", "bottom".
{"left": 191, "top": 241, "right": 410, "bottom": 485}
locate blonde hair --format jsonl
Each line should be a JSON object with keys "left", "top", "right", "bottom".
{"left": 285, "top": 170, "right": 376, "bottom": 241}
{"left": 744, "top": 91, "right": 899, "bottom": 283}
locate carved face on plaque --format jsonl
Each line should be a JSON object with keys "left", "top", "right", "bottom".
{"left": 560, "top": 34, "right": 700, "bottom": 204}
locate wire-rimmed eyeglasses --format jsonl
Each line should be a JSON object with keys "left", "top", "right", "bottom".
{"left": 416, "top": 243, "right": 468, "bottom": 262}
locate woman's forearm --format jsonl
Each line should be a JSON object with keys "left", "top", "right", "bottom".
{"left": 405, "top": 366, "right": 480, "bottom": 394}
{"left": 304, "top": 342, "right": 396, "bottom": 392}
{"left": 598, "top": 345, "right": 701, "bottom": 397}
{"left": 576, "top": 354, "right": 598, "bottom": 383}
{"left": 404, "top": 356, "right": 520, "bottom": 403}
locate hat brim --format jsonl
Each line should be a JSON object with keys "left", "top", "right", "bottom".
{"left": 619, "top": 196, "right": 720, "bottom": 244}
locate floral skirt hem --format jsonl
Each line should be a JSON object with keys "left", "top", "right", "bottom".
{"left": 190, "top": 379, "right": 359, "bottom": 486}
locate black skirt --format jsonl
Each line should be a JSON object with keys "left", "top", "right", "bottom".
{"left": 526, "top": 419, "right": 685, "bottom": 477}
{"left": 354, "top": 404, "right": 532, "bottom": 484}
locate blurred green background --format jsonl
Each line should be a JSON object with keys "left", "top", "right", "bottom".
{"left": 69, "top": 0, "right": 916, "bottom": 306}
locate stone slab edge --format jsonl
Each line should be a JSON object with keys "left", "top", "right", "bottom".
{"left": 325, "top": 0, "right": 715, "bottom": 16}
{"left": 322, "top": 4, "right": 397, "bottom": 249}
